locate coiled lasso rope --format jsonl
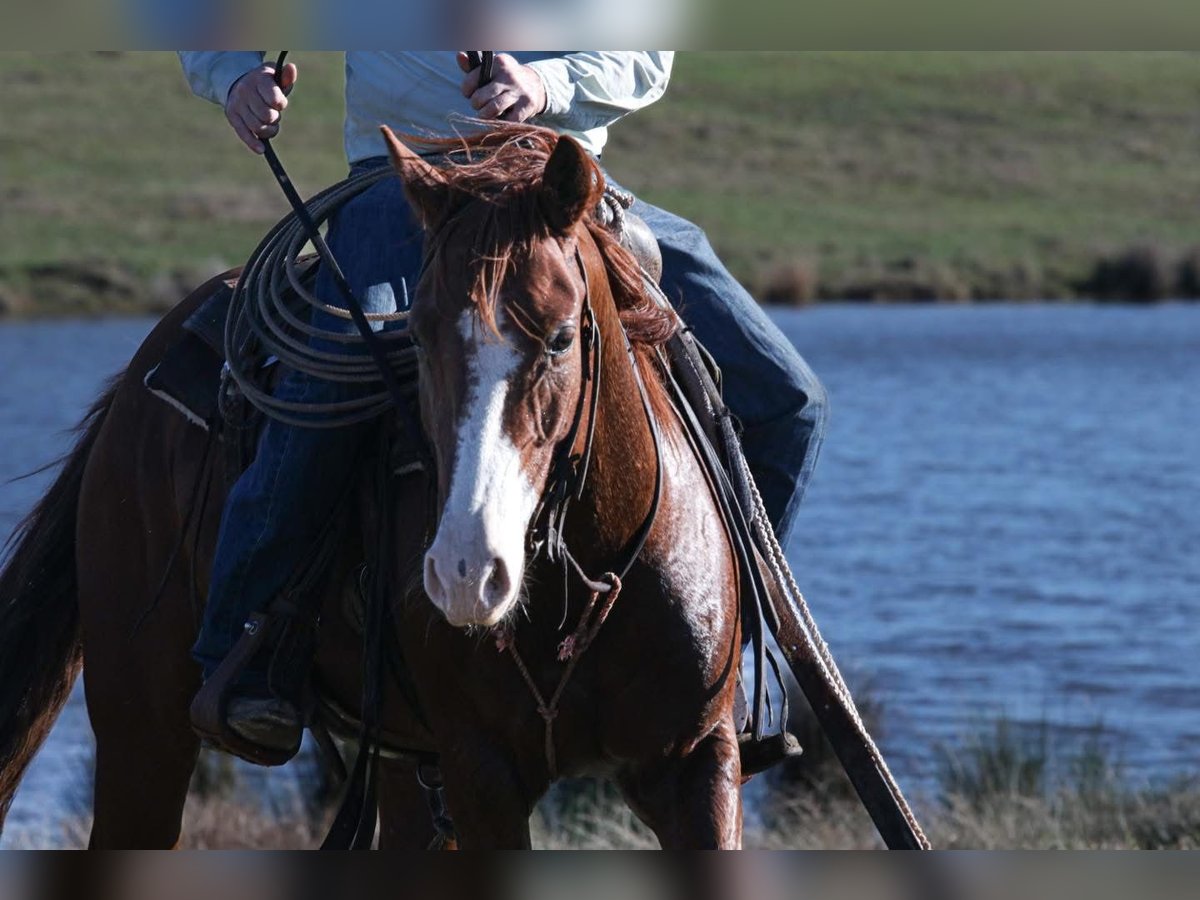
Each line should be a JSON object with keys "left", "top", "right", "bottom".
{"left": 223, "top": 166, "right": 419, "bottom": 429}
{"left": 224, "top": 171, "right": 639, "bottom": 430}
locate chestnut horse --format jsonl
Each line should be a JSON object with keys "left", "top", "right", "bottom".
{"left": 0, "top": 125, "right": 744, "bottom": 848}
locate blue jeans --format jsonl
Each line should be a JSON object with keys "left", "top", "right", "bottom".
{"left": 194, "top": 160, "right": 828, "bottom": 678}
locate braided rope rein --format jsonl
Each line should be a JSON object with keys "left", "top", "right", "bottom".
{"left": 733, "top": 448, "right": 932, "bottom": 849}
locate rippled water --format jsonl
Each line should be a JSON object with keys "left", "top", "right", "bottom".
{"left": 778, "top": 303, "right": 1200, "bottom": 785}
{"left": 1, "top": 304, "right": 1197, "bottom": 846}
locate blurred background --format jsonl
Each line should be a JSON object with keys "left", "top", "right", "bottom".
{"left": 1, "top": 51, "right": 1198, "bottom": 849}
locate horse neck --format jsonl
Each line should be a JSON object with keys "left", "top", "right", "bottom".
{"left": 568, "top": 236, "right": 665, "bottom": 562}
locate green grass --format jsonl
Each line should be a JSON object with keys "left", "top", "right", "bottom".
{"left": 4, "top": 51, "right": 1200, "bottom": 313}
{"left": 0, "top": 51, "right": 348, "bottom": 314}
{"left": 608, "top": 52, "right": 1200, "bottom": 290}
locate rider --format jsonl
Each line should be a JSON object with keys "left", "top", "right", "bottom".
{"left": 178, "top": 51, "right": 828, "bottom": 755}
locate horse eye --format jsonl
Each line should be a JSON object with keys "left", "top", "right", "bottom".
{"left": 545, "top": 325, "right": 576, "bottom": 357}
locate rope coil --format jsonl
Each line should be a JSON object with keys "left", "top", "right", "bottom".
{"left": 225, "top": 173, "right": 636, "bottom": 431}
{"left": 224, "top": 167, "right": 419, "bottom": 429}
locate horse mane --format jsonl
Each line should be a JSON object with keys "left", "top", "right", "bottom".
{"left": 405, "top": 121, "right": 677, "bottom": 348}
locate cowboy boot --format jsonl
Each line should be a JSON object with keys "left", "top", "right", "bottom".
{"left": 225, "top": 691, "right": 305, "bottom": 753}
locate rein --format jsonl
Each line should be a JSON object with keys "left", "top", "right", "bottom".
{"left": 253, "top": 51, "right": 444, "bottom": 850}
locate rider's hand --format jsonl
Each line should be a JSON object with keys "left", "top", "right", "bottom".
{"left": 224, "top": 62, "right": 298, "bottom": 154}
{"left": 457, "top": 52, "right": 547, "bottom": 123}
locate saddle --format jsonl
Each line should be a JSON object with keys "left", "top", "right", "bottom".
{"left": 143, "top": 273, "right": 236, "bottom": 432}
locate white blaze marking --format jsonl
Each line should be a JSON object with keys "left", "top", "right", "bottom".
{"left": 447, "top": 311, "right": 538, "bottom": 535}
{"left": 426, "top": 311, "right": 538, "bottom": 623}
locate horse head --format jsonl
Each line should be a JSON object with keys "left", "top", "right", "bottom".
{"left": 382, "top": 124, "right": 603, "bottom": 629}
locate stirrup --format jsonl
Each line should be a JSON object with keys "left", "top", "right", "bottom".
{"left": 189, "top": 612, "right": 303, "bottom": 767}
{"left": 738, "top": 730, "right": 803, "bottom": 779}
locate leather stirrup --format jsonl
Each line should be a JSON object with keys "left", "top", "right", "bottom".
{"left": 189, "top": 612, "right": 302, "bottom": 767}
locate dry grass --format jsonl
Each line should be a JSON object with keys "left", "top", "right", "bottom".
{"left": 36, "top": 768, "right": 1200, "bottom": 850}
{"left": 758, "top": 261, "right": 821, "bottom": 306}
{"left": 535, "top": 767, "right": 1200, "bottom": 850}
{"left": 177, "top": 799, "right": 328, "bottom": 850}
{"left": 18, "top": 702, "right": 1197, "bottom": 849}
{"left": 52, "top": 799, "right": 327, "bottom": 851}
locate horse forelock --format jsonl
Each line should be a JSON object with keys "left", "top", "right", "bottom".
{"left": 405, "top": 121, "right": 677, "bottom": 348}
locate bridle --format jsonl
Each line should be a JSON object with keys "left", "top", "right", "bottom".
{"left": 409, "top": 191, "right": 663, "bottom": 605}
{"left": 525, "top": 246, "right": 647, "bottom": 573}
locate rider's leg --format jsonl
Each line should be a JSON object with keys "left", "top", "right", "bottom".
{"left": 626, "top": 197, "right": 829, "bottom": 547}
{"left": 192, "top": 166, "right": 421, "bottom": 713}
{"left": 191, "top": 370, "right": 371, "bottom": 684}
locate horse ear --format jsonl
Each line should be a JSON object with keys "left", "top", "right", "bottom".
{"left": 539, "top": 135, "right": 598, "bottom": 235}
{"left": 380, "top": 125, "right": 450, "bottom": 226}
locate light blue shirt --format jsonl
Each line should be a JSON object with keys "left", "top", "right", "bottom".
{"left": 178, "top": 51, "right": 674, "bottom": 161}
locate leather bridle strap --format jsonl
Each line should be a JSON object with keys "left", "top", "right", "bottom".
{"left": 564, "top": 245, "right": 664, "bottom": 584}
{"left": 524, "top": 243, "right": 663, "bottom": 584}
{"left": 526, "top": 247, "right": 602, "bottom": 564}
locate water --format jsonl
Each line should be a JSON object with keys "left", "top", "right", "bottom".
{"left": 1, "top": 304, "right": 1198, "bottom": 845}
{"left": 777, "top": 303, "right": 1200, "bottom": 787}
{"left": 0, "top": 319, "right": 155, "bottom": 849}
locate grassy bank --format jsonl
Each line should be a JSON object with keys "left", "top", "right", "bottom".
{"left": 17, "top": 712, "right": 1196, "bottom": 849}
{"left": 3, "top": 52, "right": 1200, "bottom": 315}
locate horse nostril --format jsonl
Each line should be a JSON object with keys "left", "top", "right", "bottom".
{"left": 424, "top": 554, "right": 444, "bottom": 599}
{"left": 483, "top": 557, "right": 511, "bottom": 604}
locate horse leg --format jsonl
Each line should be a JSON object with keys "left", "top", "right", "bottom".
{"left": 377, "top": 758, "right": 449, "bottom": 849}
{"left": 81, "top": 557, "right": 203, "bottom": 848}
{"left": 79, "top": 487, "right": 206, "bottom": 850}
{"left": 436, "top": 743, "right": 533, "bottom": 849}
{"left": 617, "top": 719, "right": 743, "bottom": 849}
{"left": 77, "top": 397, "right": 210, "bottom": 849}
{"left": 88, "top": 715, "right": 198, "bottom": 849}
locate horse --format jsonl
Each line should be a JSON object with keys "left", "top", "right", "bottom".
{"left": 0, "top": 123, "right": 745, "bottom": 848}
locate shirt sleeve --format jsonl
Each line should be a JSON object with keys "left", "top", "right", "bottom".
{"left": 525, "top": 52, "right": 674, "bottom": 132}
{"left": 178, "top": 51, "right": 266, "bottom": 106}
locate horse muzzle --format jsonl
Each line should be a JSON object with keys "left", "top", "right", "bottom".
{"left": 423, "top": 529, "right": 523, "bottom": 628}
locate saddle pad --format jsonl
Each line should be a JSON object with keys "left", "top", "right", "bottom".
{"left": 143, "top": 281, "right": 235, "bottom": 430}
{"left": 145, "top": 257, "right": 318, "bottom": 430}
